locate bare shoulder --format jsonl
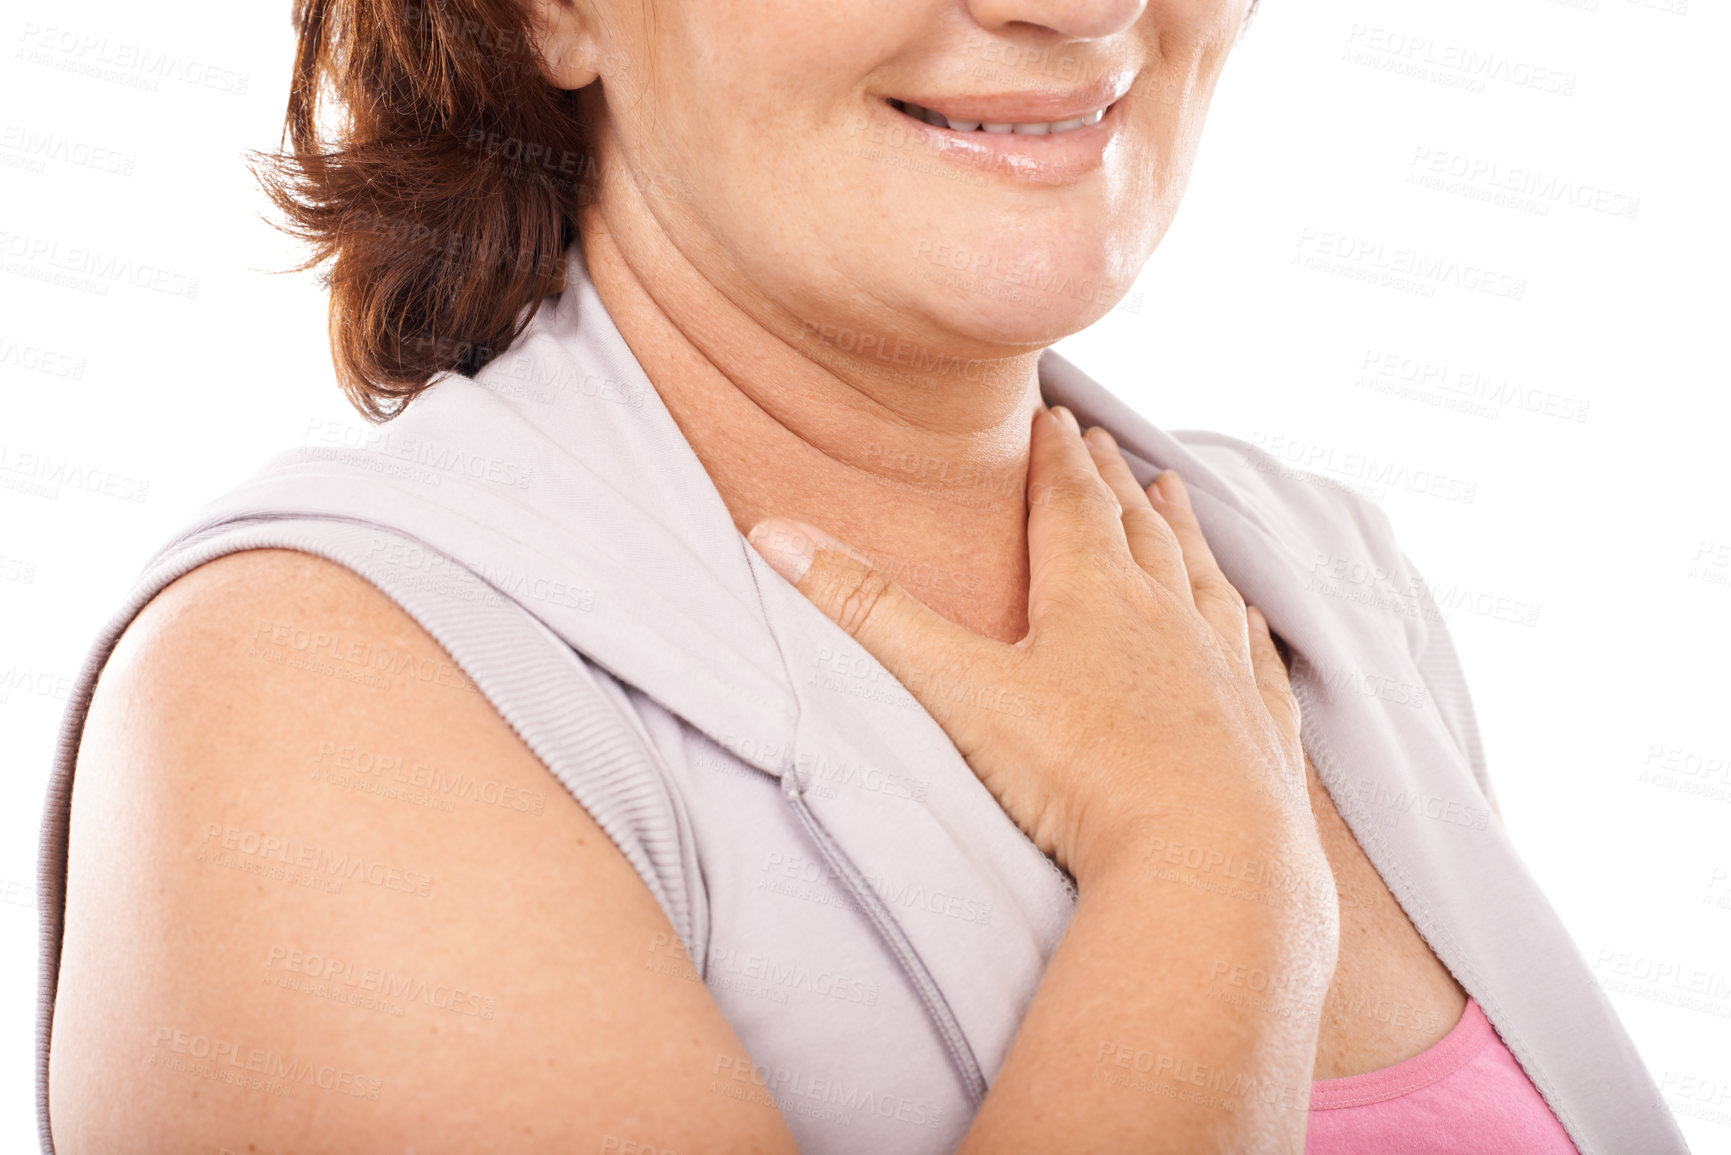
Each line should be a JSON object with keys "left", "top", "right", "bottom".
{"left": 51, "top": 548, "right": 793, "bottom": 1154}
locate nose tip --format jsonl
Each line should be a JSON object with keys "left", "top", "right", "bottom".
{"left": 967, "top": 0, "right": 1148, "bottom": 40}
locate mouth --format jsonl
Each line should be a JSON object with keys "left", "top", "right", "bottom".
{"left": 871, "top": 77, "right": 1132, "bottom": 183}
{"left": 886, "top": 96, "right": 1111, "bottom": 136}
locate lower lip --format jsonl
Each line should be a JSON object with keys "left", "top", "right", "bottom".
{"left": 877, "top": 101, "right": 1119, "bottom": 185}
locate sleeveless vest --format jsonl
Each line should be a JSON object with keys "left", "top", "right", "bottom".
{"left": 36, "top": 244, "right": 1686, "bottom": 1154}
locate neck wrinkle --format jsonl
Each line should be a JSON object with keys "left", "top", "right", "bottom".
{"left": 576, "top": 192, "right": 1038, "bottom": 643}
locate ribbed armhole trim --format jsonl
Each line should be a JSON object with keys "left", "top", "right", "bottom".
{"left": 38, "top": 517, "right": 708, "bottom": 1155}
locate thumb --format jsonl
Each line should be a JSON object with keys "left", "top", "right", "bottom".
{"left": 747, "top": 518, "right": 986, "bottom": 726}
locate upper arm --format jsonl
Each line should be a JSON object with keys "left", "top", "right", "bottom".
{"left": 50, "top": 549, "right": 797, "bottom": 1154}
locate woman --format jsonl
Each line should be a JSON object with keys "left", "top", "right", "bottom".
{"left": 37, "top": 0, "right": 1684, "bottom": 1151}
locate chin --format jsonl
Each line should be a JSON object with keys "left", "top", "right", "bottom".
{"left": 924, "top": 283, "right": 1116, "bottom": 350}
{"left": 896, "top": 224, "right": 1150, "bottom": 351}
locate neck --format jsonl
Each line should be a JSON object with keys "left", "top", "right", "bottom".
{"left": 577, "top": 190, "right": 1043, "bottom": 644}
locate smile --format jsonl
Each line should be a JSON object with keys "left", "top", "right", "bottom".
{"left": 887, "top": 97, "right": 1110, "bottom": 136}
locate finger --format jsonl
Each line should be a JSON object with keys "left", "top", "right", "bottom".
{"left": 1081, "top": 426, "right": 1190, "bottom": 598}
{"left": 1150, "top": 470, "right": 1249, "bottom": 657}
{"left": 1026, "top": 407, "right": 1134, "bottom": 611}
{"left": 1245, "top": 607, "right": 1301, "bottom": 748}
{"left": 746, "top": 518, "right": 996, "bottom": 749}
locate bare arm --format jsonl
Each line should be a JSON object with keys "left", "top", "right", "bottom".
{"left": 51, "top": 548, "right": 800, "bottom": 1154}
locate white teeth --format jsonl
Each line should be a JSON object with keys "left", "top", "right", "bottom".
{"left": 895, "top": 100, "right": 1110, "bottom": 135}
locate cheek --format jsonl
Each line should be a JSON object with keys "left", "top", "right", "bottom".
{"left": 1145, "top": 0, "right": 1250, "bottom": 41}
{"left": 1134, "top": 0, "right": 1245, "bottom": 118}
{"left": 613, "top": 4, "right": 886, "bottom": 198}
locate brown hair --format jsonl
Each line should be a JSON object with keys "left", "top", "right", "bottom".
{"left": 254, "top": 0, "right": 593, "bottom": 420}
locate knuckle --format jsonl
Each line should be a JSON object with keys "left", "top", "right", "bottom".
{"left": 829, "top": 568, "right": 892, "bottom": 638}
{"left": 1123, "top": 506, "right": 1171, "bottom": 542}
{"left": 1082, "top": 549, "right": 1146, "bottom": 592}
{"left": 1051, "top": 464, "right": 1103, "bottom": 492}
{"left": 1194, "top": 574, "right": 1247, "bottom": 613}
{"left": 1034, "top": 467, "right": 1113, "bottom": 513}
{"left": 1146, "top": 516, "right": 1185, "bottom": 556}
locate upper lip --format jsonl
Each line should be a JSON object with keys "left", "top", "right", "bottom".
{"left": 886, "top": 73, "right": 1136, "bottom": 124}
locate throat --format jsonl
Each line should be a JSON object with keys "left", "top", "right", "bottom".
{"left": 577, "top": 211, "right": 1038, "bottom": 644}
{"left": 709, "top": 419, "right": 1037, "bottom": 644}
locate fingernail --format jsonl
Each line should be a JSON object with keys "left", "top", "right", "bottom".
{"left": 748, "top": 520, "right": 814, "bottom": 585}
{"left": 1147, "top": 469, "right": 1170, "bottom": 504}
{"left": 1052, "top": 406, "right": 1080, "bottom": 435}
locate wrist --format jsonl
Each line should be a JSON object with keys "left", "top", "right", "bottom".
{"left": 1072, "top": 798, "right": 1336, "bottom": 922}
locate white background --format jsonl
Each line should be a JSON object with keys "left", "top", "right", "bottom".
{"left": 2, "top": 0, "right": 1727, "bottom": 1150}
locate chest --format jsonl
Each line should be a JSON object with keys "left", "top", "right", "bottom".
{"left": 1304, "top": 750, "right": 1469, "bottom": 1079}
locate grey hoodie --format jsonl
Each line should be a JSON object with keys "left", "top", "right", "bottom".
{"left": 37, "top": 244, "right": 1687, "bottom": 1154}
